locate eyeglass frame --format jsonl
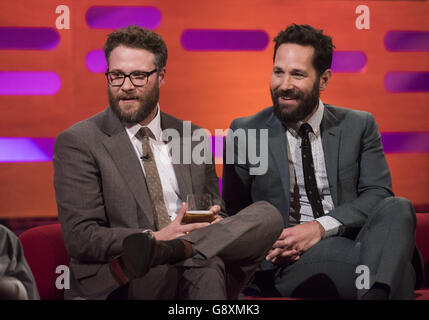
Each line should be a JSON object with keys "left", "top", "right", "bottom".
{"left": 105, "top": 68, "right": 158, "bottom": 87}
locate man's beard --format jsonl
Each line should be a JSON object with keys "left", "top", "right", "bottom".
{"left": 108, "top": 84, "right": 159, "bottom": 124}
{"left": 272, "top": 79, "right": 320, "bottom": 124}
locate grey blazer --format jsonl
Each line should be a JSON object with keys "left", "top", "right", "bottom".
{"left": 53, "top": 107, "right": 223, "bottom": 299}
{"left": 222, "top": 104, "right": 394, "bottom": 235}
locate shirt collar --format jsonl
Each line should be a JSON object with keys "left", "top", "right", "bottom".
{"left": 287, "top": 99, "right": 324, "bottom": 137}
{"left": 125, "top": 104, "right": 162, "bottom": 141}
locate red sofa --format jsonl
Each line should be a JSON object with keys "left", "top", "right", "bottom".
{"left": 19, "top": 224, "right": 69, "bottom": 300}
{"left": 414, "top": 213, "right": 429, "bottom": 299}
{"left": 19, "top": 213, "right": 429, "bottom": 300}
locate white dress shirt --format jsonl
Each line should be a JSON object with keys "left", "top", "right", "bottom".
{"left": 125, "top": 105, "right": 182, "bottom": 221}
{"left": 285, "top": 99, "right": 342, "bottom": 238}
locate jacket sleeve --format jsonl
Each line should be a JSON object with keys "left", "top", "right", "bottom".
{"left": 191, "top": 125, "right": 227, "bottom": 218}
{"left": 53, "top": 129, "right": 142, "bottom": 263}
{"left": 328, "top": 112, "right": 394, "bottom": 235}
{"left": 221, "top": 120, "right": 254, "bottom": 216}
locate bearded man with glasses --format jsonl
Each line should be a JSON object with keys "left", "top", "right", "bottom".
{"left": 53, "top": 25, "right": 283, "bottom": 300}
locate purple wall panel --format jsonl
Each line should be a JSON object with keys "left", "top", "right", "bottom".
{"left": 0, "top": 27, "right": 59, "bottom": 50}
{"left": 0, "top": 72, "right": 61, "bottom": 95}
{"left": 0, "top": 138, "right": 54, "bottom": 162}
{"left": 86, "top": 50, "right": 107, "bottom": 73}
{"left": 385, "top": 72, "right": 429, "bottom": 93}
{"left": 381, "top": 132, "right": 429, "bottom": 153}
{"left": 86, "top": 6, "right": 161, "bottom": 29}
{"left": 385, "top": 31, "right": 429, "bottom": 52}
{"left": 1, "top": 132, "right": 428, "bottom": 163}
{"left": 181, "top": 29, "right": 269, "bottom": 51}
{"left": 331, "top": 51, "right": 367, "bottom": 72}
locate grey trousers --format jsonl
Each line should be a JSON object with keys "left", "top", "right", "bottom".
{"left": 249, "top": 197, "right": 417, "bottom": 300}
{"left": 112, "top": 201, "right": 283, "bottom": 300}
{"left": 0, "top": 225, "right": 40, "bottom": 300}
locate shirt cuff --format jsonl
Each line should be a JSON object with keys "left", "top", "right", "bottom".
{"left": 316, "top": 216, "right": 342, "bottom": 238}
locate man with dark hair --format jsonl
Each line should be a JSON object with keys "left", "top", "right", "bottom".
{"left": 53, "top": 25, "right": 283, "bottom": 300}
{"left": 272, "top": 24, "right": 334, "bottom": 77}
{"left": 104, "top": 25, "right": 168, "bottom": 71}
{"left": 222, "top": 23, "right": 423, "bottom": 299}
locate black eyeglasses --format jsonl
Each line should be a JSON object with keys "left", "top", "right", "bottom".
{"left": 105, "top": 69, "right": 158, "bottom": 87}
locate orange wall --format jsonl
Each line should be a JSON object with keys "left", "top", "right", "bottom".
{"left": 0, "top": 0, "right": 428, "bottom": 218}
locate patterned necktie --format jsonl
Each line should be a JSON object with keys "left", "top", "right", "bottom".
{"left": 299, "top": 123, "right": 324, "bottom": 218}
{"left": 136, "top": 127, "right": 171, "bottom": 230}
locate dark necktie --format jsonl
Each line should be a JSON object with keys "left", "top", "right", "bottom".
{"left": 136, "top": 127, "right": 171, "bottom": 230}
{"left": 299, "top": 123, "right": 324, "bottom": 218}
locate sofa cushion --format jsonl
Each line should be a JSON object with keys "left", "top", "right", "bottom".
{"left": 416, "top": 213, "right": 429, "bottom": 286}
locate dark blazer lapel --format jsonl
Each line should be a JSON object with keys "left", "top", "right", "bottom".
{"left": 160, "top": 112, "right": 193, "bottom": 202}
{"left": 321, "top": 105, "right": 341, "bottom": 207}
{"left": 101, "top": 108, "right": 155, "bottom": 226}
{"left": 266, "top": 112, "right": 290, "bottom": 219}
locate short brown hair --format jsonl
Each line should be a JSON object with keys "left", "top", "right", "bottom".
{"left": 273, "top": 24, "right": 335, "bottom": 76}
{"left": 104, "top": 25, "right": 168, "bottom": 70}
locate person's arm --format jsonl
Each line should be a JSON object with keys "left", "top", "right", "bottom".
{"left": 190, "top": 124, "right": 227, "bottom": 218}
{"left": 204, "top": 151, "right": 227, "bottom": 218}
{"left": 327, "top": 112, "right": 394, "bottom": 235}
{"left": 221, "top": 120, "right": 253, "bottom": 216}
{"left": 53, "top": 130, "right": 142, "bottom": 263}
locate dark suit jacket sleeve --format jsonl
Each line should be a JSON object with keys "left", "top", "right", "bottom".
{"left": 191, "top": 125, "right": 227, "bottom": 218}
{"left": 222, "top": 120, "right": 253, "bottom": 216}
{"left": 328, "top": 112, "right": 394, "bottom": 233}
{"left": 53, "top": 130, "right": 142, "bottom": 263}
{"left": 205, "top": 158, "right": 227, "bottom": 218}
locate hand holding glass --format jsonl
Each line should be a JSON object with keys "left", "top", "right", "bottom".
{"left": 183, "top": 194, "right": 215, "bottom": 224}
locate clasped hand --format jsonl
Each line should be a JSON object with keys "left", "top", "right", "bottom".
{"left": 266, "top": 220, "right": 325, "bottom": 266}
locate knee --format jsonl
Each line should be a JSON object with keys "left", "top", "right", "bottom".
{"left": 377, "top": 197, "right": 416, "bottom": 229}
{"left": 395, "top": 197, "right": 416, "bottom": 228}
{"left": 182, "top": 256, "right": 226, "bottom": 285}
{"left": 252, "top": 201, "right": 284, "bottom": 235}
{"left": 206, "top": 256, "right": 225, "bottom": 271}
{"left": 180, "top": 256, "right": 227, "bottom": 299}
{"left": 235, "top": 201, "right": 284, "bottom": 243}
{"left": 0, "top": 277, "right": 29, "bottom": 300}
{"left": 198, "top": 256, "right": 226, "bottom": 281}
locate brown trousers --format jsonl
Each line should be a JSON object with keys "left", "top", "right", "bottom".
{"left": 109, "top": 201, "right": 283, "bottom": 300}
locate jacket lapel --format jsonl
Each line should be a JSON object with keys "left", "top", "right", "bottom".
{"left": 160, "top": 112, "right": 193, "bottom": 202}
{"left": 101, "top": 108, "right": 155, "bottom": 226}
{"left": 321, "top": 105, "right": 341, "bottom": 207}
{"left": 266, "top": 112, "right": 291, "bottom": 221}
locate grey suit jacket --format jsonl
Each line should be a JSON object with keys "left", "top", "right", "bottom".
{"left": 53, "top": 107, "right": 223, "bottom": 299}
{"left": 222, "top": 104, "right": 394, "bottom": 235}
